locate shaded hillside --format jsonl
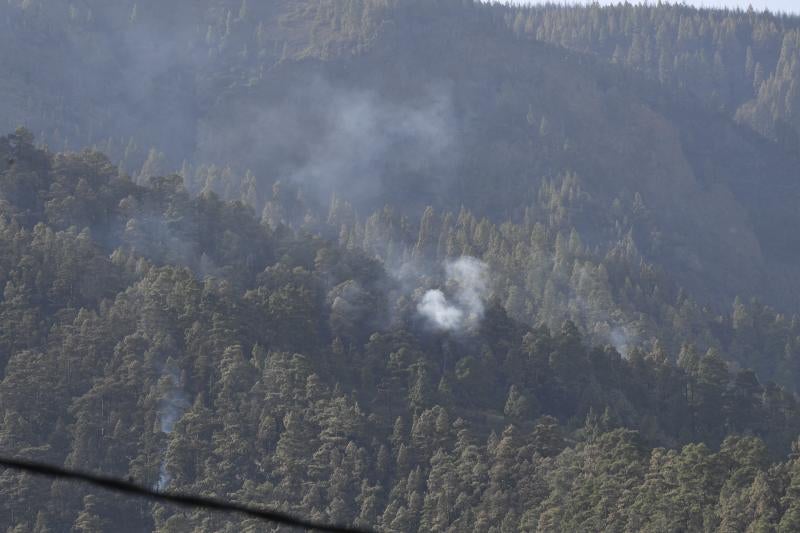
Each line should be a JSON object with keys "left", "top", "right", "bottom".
{"left": 3, "top": 131, "right": 800, "bottom": 531}
{"left": 8, "top": 2, "right": 800, "bottom": 531}
{"left": 506, "top": 2, "right": 800, "bottom": 154}
{"left": 2, "top": 0, "right": 799, "bottom": 313}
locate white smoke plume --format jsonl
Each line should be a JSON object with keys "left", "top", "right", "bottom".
{"left": 418, "top": 256, "right": 489, "bottom": 331}
{"left": 419, "top": 290, "right": 464, "bottom": 330}
{"left": 609, "top": 325, "right": 636, "bottom": 358}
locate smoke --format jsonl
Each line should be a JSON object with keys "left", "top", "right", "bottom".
{"left": 3, "top": 1, "right": 462, "bottom": 214}
{"left": 418, "top": 256, "right": 489, "bottom": 331}
{"left": 289, "top": 80, "right": 455, "bottom": 209}
{"left": 196, "top": 75, "right": 458, "bottom": 212}
{"left": 446, "top": 257, "right": 489, "bottom": 321}
{"left": 419, "top": 290, "right": 464, "bottom": 330}
{"left": 156, "top": 370, "right": 188, "bottom": 490}
{"left": 159, "top": 388, "right": 188, "bottom": 435}
{"left": 609, "top": 325, "right": 635, "bottom": 357}
{"left": 563, "top": 263, "right": 641, "bottom": 357}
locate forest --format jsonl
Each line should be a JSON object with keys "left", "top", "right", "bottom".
{"left": 1, "top": 0, "right": 800, "bottom": 531}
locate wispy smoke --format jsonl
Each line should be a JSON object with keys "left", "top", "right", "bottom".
{"left": 418, "top": 256, "right": 489, "bottom": 331}
{"left": 565, "top": 264, "right": 641, "bottom": 356}
{"left": 157, "top": 371, "right": 188, "bottom": 490}
{"left": 609, "top": 325, "right": 635, "bottom": 357}
{"left": 197, "top": 76, "right": 458, "bottom": 212}
{"left": 290, "top": 81, "right": 455, "bottom": 209}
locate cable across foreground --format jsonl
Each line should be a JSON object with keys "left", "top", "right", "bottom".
{"left": 0, "top": 456, "right": 375, "bottom": 533}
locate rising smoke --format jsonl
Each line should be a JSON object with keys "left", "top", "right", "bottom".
{"left": 418, "top": 290, "right": 464, "bottom": 330}
{"left": 418, "top": 256, "right": 489, "bottom": 331}
{"left": 196, "top": 75, "right": 458, "bottom": 213}
{"left": 156, "top": 370, "right": 189, "bottom": 490}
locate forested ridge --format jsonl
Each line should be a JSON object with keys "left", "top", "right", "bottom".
{"left": 508, "top": 3, "right": 800, "bottom": 152}
{"left": 3, "top": 128, "right": 800, "bottom": 531}
{"left": 2, "top": 0, "right": 800, "bottom": 531}
{"left": 5, "top": 0, "right": 800, "bottom": 308}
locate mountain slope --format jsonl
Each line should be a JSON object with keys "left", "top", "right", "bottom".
{"left": 3, "top": 0, "right": 799, "bottom": 311}
{"left": 4, "top": 2, "right": 800, "bottom": 530}
{"left": 2, "top": 130, "right": 800, "bottom": 531}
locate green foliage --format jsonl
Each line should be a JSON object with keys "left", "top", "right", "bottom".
{"left": 0, "top": 134, "right": 800, "bottom": 530}
{"left": 1, "top": 1, "right": 800, "bottom": 531}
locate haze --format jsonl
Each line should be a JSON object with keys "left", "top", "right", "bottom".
{"left": 511, "top": 0, "right": 800, "bottom": 15}
{"left": 3, "top": 1, "right": 800, "bottom": 531}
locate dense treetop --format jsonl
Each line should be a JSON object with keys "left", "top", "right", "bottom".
{"left": 1, "top": 128, "right": 800, "bottom": 531}
{"left": 2, "top": 1, "right": 800, "bottom": 531}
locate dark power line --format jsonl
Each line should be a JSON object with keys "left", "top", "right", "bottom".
{"left": 0, "top": 456, "right": 374, "bottom": 533}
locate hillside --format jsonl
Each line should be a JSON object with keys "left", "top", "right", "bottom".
{"left": 507, "top": 3, "right": 800, "bottom": 154}
{"left": 2, "top": 1, "right": 800, "bottom": 531}
{"left": 2, "top": 129, "right": 800, "bottom": 531}
{"left": 2, "top": 0, "right": 799, "bottom": 311}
